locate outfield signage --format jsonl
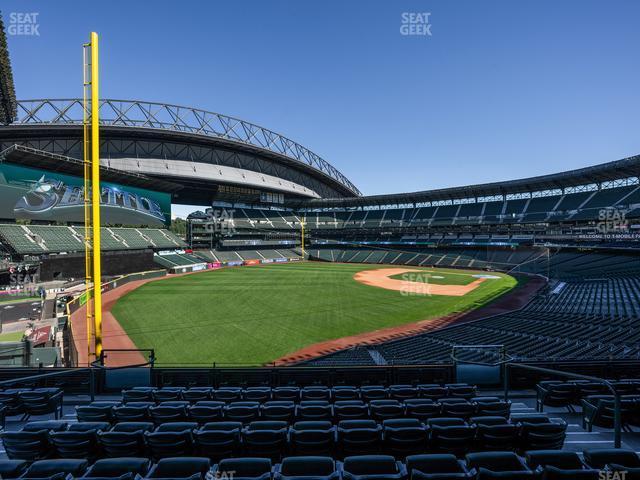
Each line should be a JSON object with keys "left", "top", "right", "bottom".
{"left": 0, "top": 163, "right": 171, "bottom": 226}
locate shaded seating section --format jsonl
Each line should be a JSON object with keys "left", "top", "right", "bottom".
{"left": 0, "top": 414, "right": 567, "bottom": 461}
{"left": 0, "top": 449, "right": 633, "bottom": 480}
{"left": 0, "top": 223, "right": 185, "bottom": 254}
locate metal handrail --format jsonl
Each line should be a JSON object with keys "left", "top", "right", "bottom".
{"left": 504, "top": 362, "right": 623, "bottom": 448}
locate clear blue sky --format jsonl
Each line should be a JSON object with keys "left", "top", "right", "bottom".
{"left": 3, "top": 0, "right": 639, "bottom": 218}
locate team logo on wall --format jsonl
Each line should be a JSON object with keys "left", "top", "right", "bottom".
{"left": 12, "top": 174, "right": 166, "bottom": 225}
{"left": 14, "top": 175, "right": 63, "bottom": 214}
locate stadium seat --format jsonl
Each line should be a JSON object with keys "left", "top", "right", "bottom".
{"left": 525, "top": 450, "right": 599, "bottom": 480}
{"left": 156, "top": 422, "right": 198, "bottom": 432}
{"left": 245, "top": 387, "right": 272, "bottom": 402}
{"left": 262, "top": 401, "right": 296, "bottom": 422}
{"left": 122, "top": 389, "right": 154, "bottom": 403}
{"left": 406, "top": 453, "right": 472, "bottom": 479}
{"left": 296, "top": 401, "right": 333, "bottom": 421}
{"left": 1, "top": 430, "right": 50, "bottom": 460}
{"left": 419, "top": 385, "right": 448, "bottom": 400}
{"left": 440, "top": 399, "right": 475, "bottom": 419}
{"left": 465, "top": 452, "right": 534, "bottom": 479}
{"left": 214, "top": 387, "right": 243, "bottom": 403}
{"left": 188, "top": 403, "right": 224, "bottom": 424}
{"left": 334, "top": 401, "right": 369, "bottom": 421}
{"left": 214, "top": 458, "right": 272, "bottom": 480}
{"left": 113, "top": 403, "right": 151, "bottom": 423}
{"left": 82, "top": 457, "right": 151, "bottom": 478}
{"left": 273, "top": 387, "right": 300, "bottom": 402}
{"left": 389, "top": 384, "right": 418, "bottom": 401}
{"left": 473, "top": 397, "right": 512, "bottom": 418}
{"left": 342, "top": 454, "right": 406, "bottom": 480}
{"left": 536, "top": 382, "right": 575, "bottom": 412}
{"left": 446, "top": 385, "right": 477, "bottom": 400}
{"left": 111, "top": 421, "right": 155, "bottom": 432}
{"left": 382, "top": 418, "right": 429, "bottom": 456}
{"left": 404, "top": 399, "right": 441, "bottom": 421}
{"left": 182, "top": 388, "right": 213, "bottom": 403}
{"left": 225, "top": 402, "right": 261, "bottom": 423}
{"left": 333, "top": 386, "right": 360, "bottom": 401}
{"left": 21, "top": 420, "right": 67, "bottom": 431}
{"left": 289, "top": 421, "right": 335, "bottom": 456}
{"left": 337, "top": 419, "right": 381, "bottom": 456}
{"left": 18, "top": 389, "right": 64, "bottom": 420}
{"left": 0, "top": 390, "right": 26, "bottom": 419}
{"left": 301, "top": 386, "right": 331, "bottom": 401}
{"left": 242, "top": 421, "right": 288, "bottom": 460}
{"left": 0, "top": 460, "right": 28, "bottom": 479}
{"left": 517, "top": 418, "right": 567, "bottom": 450}
{"left": 97, "top": 428, "right": 148, "bottom": 458}
{"left": 21, "top": 459, "right": 89, "bottom": 479}
{"left": 369, "top": 399, "right": 404, "bottom": 421}
{"left": 475, "top": 423, "right": 519, "bottom": 451}
{"left": 360, "top": 386, "right": 387, "bottom": 402}
{"left": 429, "top": 423, "right": 476, "bottom": 456}
{"left": 147, "top": 457, "right": 211, "bottom": 479}
{"left": 145, "top": 429, "right": 194, "bottom": 460}
{"left": 276, "top": 456, "right": 339, "bottom": 480}
{"left": 583, "top": 448, "right": 640, "bottom": 470}
{"left": 76, "top": 404, "right": 116, "bottom": 423}
{"left": 153, "top": 388, "right": 184, "bottom": 403}
{"left": 192, "top": 422, "right": 242, "bottom": 461}
{"left": 150, "top": 404, "right": 189, "bottom": 425}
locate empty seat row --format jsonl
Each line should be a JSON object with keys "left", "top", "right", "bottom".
{"left": 0, "top": 388, "right": 63, "bottom": 423}
{"left": 122, "top": 384, "right": 479, "bottom": 403}
{"left": 536, "top": 379, "right": 640, "bottom": 412}
{"left": 1, "top": 449, "right": 638, "bottom": 480}
{"left": 79, "top": 397, "right": 508, "bottom": 424}
{"left": 2, "top": 415, "right": 567, "bottom": 461}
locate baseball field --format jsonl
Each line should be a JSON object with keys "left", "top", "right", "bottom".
{"left": 111, "top": 262, "right": 518, "bottom": 365}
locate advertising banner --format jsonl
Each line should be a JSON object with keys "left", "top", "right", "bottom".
{"left": 0, "top": 163, "right": 171, "bottom": 226}
{"left": 244, "top": 259, "right": 260, "bottom": 266}
{"left": 207, "top": 262, "right": 222, "bottom": 269}
{"left": 261, "top": 259, "right": 274, "bottom": 264}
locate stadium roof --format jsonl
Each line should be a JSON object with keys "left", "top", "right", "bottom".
{"left": 293, "top": 153, "right": 640, "bottom": 208}
{"left": 12, "top": 99, "right": 361, "bottom": 197}
{"left": 0, "top": 144, "right": 183, "bottom": 193}
{"left": 0, "top": 13, "right": 17, "bottom": 124}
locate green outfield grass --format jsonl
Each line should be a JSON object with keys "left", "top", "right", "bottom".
{"left": 112, "top": 262, "right": 518, "bottom": 365}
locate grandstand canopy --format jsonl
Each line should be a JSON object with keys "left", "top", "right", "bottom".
{"left": 292, "top": 154, "right": 640, "bottom": 208}
{"left": 0, "top": 144, "right": 182, "bottom": 193}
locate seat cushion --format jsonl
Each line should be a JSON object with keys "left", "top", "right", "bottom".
{"left": 149, "top": 458, "right": 211, "bottom": 478}
{"left": 217, "top": 458, "right": 272, "bottom": 477}
{"left": 24, "top": 459, "right": 89, "bottom": 477}
{"left": 343, "top": 456, "right": 398, "bottom": 475}
{"left": 0, "top": 460, "right": 28, "bottom": 479}
{"left": 542, "top": 466, "right": 599, "bottom": 479}
{"left": 85, "top": 458, "right": 151, "bottom": 477}
{"left": 281, "top": 457, "right": 335, "bottom": 476}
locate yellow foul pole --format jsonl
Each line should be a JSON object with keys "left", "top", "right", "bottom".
{"left": 82, "top": 40, "right": 92, "bottom": 362}
{"left": 90, "top": 32, "right": 102, "bottom": 359}
{"left": 301, "top": 216, "right": 305, "bottom": 258}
